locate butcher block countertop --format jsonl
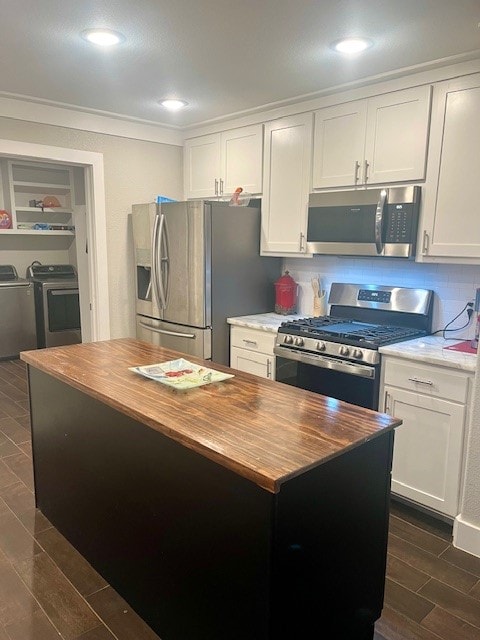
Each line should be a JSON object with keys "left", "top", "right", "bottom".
{"left": 21, "top": 338, "right": 400, "bottom": 493}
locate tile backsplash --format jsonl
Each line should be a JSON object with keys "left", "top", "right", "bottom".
{"left": 283, "top": 256, "right": 480, "bottom": 340}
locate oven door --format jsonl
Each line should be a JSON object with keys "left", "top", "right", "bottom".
{"left": 41, "top": 283, "right": 81, "bottom": 347}
{"left": 274, "top": 346, "right": 379, "bottom": 410}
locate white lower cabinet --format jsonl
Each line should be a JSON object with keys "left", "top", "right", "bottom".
{"left": 230, "top": 326, "right": 276, "bottom": 380}
{"left": 381, "top": 357, "right": 472, "bottom": 518}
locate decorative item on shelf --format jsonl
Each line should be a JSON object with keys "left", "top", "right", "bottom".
{"left": 229, "top": 187, "right": 251, "bottom": 207}
{"left": 42, "top": 196, "right": 61, "bottom": 208}
{"left": 274, "top": 270, "right": 298, "bottom": 315}
{"left": 311, "top": 276, "right": 327, "bottom": 317}
{"left": 0, "top": 210, "right": 12, "bottom": 229}
{"left": 33, "top": 223, "right": 52, "bottom": 231}
{"left": 50, "top": 224, "right": 75, "bottom": 231}
{"left": 29, "top": 196, "right": 62, "bottom": 211}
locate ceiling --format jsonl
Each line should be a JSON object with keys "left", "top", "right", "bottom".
{"left": 1, "top": 0, "right": 479, "bottom": 130}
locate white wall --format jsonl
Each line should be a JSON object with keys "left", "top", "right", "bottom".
{"left": 0, "top": 117, "right": 183, "bottom": 338}
{"left": 284, "top": 256, "right": 480, "bottom": 340}
{"left": 0, "top": 238, "right": 71, "bottom": 277}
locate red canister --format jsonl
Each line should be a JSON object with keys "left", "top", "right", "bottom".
{"left": 274, "top": 271, "right": 298, "bottom": 315}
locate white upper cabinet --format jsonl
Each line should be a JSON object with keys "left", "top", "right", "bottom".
{"left": 313, "top": 85, "right": 432, "bottom": 189}
{"left": 419, "top": 74, "right": 480, "bottom": 260}
{"left": 183, "top": 134, "right": 221, "bottom": 199}
{"left": 312, "top": 100, "right": 367, "bottom": 188}
{"left": 184, "top": 124, "right": 263, "bottom": 199}
{"left": 261, "top": 113, "right": 313, "bottom": 256}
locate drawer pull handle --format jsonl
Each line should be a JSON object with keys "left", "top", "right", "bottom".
{"left": 408, "top": 377, "right": 433, "bottom": 386}
{"left": 243, "top": 339, "right": 258, "bottom": 346}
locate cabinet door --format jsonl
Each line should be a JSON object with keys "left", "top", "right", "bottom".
{"left": 184, "top": 134, "right": 221, "bottom": 199}
{"left": 365, "top": 85, "right": 431, "bottom": 185}
{"left": 261, "top": 113, "right": 313, "bottom": 255}
{"left": 312, "top": 100, "right": 367, "bottom": 188}
{"left": 420, "top": 74, "right": 480, "bottom": 259}
{"left": 384, "top": 386, "right": 465, "bottom": 517}
{"left": 221, "top": 125, "right": 263, "bottom": 196}
{"left": 230, "top": 346, "right": 274, "bottom": 380}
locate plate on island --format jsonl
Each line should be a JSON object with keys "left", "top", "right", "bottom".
{"left": 129, "top": 358, "right": 234, "bottom": 390}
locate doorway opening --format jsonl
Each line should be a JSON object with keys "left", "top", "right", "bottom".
{"left": 0, "top": 140, "right": 110, "bottom": 343}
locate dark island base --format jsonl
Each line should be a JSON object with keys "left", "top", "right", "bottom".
{"left": 28, "top": 366, "right": 394, "bottom": 640}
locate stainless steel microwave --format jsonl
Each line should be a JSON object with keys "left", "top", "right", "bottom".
{"left": 306, "top": 186, "right": 420, "bottom": 258}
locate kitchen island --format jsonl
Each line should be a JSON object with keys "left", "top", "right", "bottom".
{"left": 21, "top": 338, "right": 400, "bottom": 640}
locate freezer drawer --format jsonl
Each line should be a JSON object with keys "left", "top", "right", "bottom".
{"left": 0, "top": 284, "right": 37, "bottom": 359}
{"left": 136, "top": 315, "right": 212, "bottom": 360}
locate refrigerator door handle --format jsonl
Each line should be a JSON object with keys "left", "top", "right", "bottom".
{"left": 151, "top": 210, "right": 161, "bottom": 307}
{"left": 160, "top": 214, "right": 170, "bottom": 304}
{"left": 156, "top": 214, "right": 167, "bottom": 309}
{"left": 138, "top": 321, "right": 196, "bottom": 339}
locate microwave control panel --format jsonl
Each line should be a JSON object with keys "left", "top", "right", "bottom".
{"left": 385, "top": 203, "right": 415, "bottom": 243}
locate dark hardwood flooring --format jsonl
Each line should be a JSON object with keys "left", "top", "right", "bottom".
{"left": 0, "top": 358, "right": 479, "bottom": 640}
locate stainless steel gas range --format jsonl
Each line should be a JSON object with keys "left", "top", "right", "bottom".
{"left": 274, "top": 283, "right": 434, "bottom": 410}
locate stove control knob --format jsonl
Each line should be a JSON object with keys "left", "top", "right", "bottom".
{"left": 353, "top": 349, "right": 363, "bottom": 359}
{"left": 316, "top": 341, "right": 326, "bottom": 351}
{"left": 284, "top": 335, "right": 294, "bottom": 344}
{"left": 339, "top": 345, "right": 350, "bottom": 356}
{"left": 294, "top": 337, "right": 304, "bottom": 347}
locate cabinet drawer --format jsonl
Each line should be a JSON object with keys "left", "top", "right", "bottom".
{"left": 383, "top": 358, "right": 470, "bottom": 403}
{"left": 230, "top": 326, "right": 276, "bottom": 354}
{"left": 230, "top": 346, "right": 275, "bottom": 380}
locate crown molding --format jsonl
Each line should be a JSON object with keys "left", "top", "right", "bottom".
{"left": 0, "top": 93, "right": 184, "bottom": 146}
{"left": 182, "top": 55, "right": 480, "bottom": 139}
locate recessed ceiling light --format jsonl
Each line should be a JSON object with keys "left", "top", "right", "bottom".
{"left": 331, "top": 37, "right": 373, "bottom": 54}
{"left": 160, "top": 99, "right": 189, "bottom": 111}
{"left": 81, "top": 29, "right": 125, "bottom": 46}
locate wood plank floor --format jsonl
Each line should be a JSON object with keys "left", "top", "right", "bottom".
{"left": 0, "top": 358, "right": 479, "bottom": 640}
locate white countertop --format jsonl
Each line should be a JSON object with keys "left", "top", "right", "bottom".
{"left": 227, "top": 315, "right": 478, "bottom": 372}
{"left": 227, "top": 312, "right": 304, "bottom": 333}
{"left": 379, "top": 336, "right": 478, "bottom": 372}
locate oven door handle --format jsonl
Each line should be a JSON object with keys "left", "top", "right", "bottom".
{"left": 48, "top": 289, "right": 79, "bottom": 296}
{"left": 274, "top": 346, "right": 376, "bottom": 379}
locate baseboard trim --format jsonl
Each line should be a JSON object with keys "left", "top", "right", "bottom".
{"left": 453, "top": 514, "right": 480, "bottom": 558}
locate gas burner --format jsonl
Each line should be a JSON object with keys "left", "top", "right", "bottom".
{"left": 277, "top": 283, "right": 433, "bottom": 355}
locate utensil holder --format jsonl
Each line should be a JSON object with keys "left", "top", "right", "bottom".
{"left": 313, "top": 292, "right": 327, "bottom": 317}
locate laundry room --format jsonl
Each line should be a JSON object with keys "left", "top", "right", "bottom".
{"left": 0, "top": 158, "right": 86, "bottom": 357}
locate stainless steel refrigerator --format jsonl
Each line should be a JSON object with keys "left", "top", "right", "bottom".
{"left": 132, "top": 200, "right": 281, "bottom": 364}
